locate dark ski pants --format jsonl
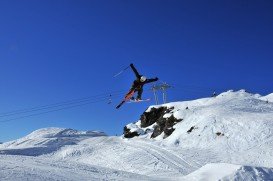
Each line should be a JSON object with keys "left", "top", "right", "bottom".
{"left": 130, "top": 88, "right": 143, "bottom": 99}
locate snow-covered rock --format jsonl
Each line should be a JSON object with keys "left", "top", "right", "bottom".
{"left": 124, "top": 106, "right": 183, "bottom": 139}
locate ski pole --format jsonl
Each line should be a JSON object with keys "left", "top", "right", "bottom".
{"left": 113, "top": 65, "right": 130, "bottom": 78}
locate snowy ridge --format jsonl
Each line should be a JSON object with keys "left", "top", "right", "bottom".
{"left": 1, "top": 90, "right": 273, "bottom": 180}
{"left": 24, "top": 127, "right": 106, "bottom": 139}
{"left": 260, "top": 93, "right": 273, "bottom": 102}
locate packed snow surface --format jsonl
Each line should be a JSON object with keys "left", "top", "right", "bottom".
{"left": 1, "top": 90, "right": 273, "bottom": 180}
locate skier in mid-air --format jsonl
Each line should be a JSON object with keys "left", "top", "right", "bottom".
{"left": 129, "top": 63, "right": 158, "bottom": 101}
{"left": 116, "top": 63, "right": 158, "bottom": 109}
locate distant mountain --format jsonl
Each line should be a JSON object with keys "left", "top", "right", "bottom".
{"left": 0, "top": 127, "right": 107, "bottom": 156}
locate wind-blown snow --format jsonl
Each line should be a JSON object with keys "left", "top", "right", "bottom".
{"left": 1, "top": 90, "right": 273, "bottom": 180}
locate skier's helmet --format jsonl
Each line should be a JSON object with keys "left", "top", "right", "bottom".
{"left": 140, "top": 76, "right": 147, "bottom": 82}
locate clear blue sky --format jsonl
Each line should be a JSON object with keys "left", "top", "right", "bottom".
{"left": 0, "top": 0, "right": 272, "bottom": 141}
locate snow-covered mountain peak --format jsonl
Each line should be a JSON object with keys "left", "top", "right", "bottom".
{"left": 217, "top": 89, "right": 249, "bottom": 98}
{"left": 0, "top": 127, "right": 107, "bottom": 156}
{"left": 25, "top": 127, "right": 106, "bottom": 139}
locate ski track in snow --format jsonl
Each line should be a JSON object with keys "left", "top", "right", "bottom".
{"left": 126, "top": 139, "right": 200, "bottom": 173}
{"left": 65, "top": 136, "right": 189, "bottom": 178}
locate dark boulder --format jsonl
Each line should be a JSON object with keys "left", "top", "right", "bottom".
{"left": 216, "top": 132, "right": 224, "bottom": 136}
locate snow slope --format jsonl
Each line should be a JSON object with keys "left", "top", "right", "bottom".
{"left": 183, "top": 163, "right": 273, "bottom": 181}
{"left": 1, "top": 90, "right": 273, "bottom": 180}
{"left": 0, "top": 155, "right": 153, "bottom": 181}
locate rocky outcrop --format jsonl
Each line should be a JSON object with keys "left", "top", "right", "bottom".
{"left": 124, "top": 106, "right": 182, "bottom": 139}
{"left": 123, "top": 126, "right": 140, "bottom": 138}
{"left": 151, "top": 114, "right": 182, "bottom": 138}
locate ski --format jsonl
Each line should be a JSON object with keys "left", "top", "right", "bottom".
{"left": 116, "top": 100, "right": 126, "bottom": 109}
{"left": 116, "top": 90, "right": 135, "bottom": 109}
{"left": 128, "top": 98, "right": 150, "bottom": 103}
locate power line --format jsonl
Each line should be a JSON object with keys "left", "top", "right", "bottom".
{"left": 0, "top": 91, "right": 124, "bottom": 118}
{"left": 0, "top": 97, "right": 111, "bottom": 123}
{"left": 0, "top": 91, "right": 126, "bottom": 123}
{"left": 0, "top": 84, "right": 230, "bottom": 123}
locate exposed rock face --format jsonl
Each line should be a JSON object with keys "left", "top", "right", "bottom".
{"left": 151, "top": 114, "right": 182, "bottom": 138}
{"left": 124, "top": 106, "right": 182, "bottom": 139}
